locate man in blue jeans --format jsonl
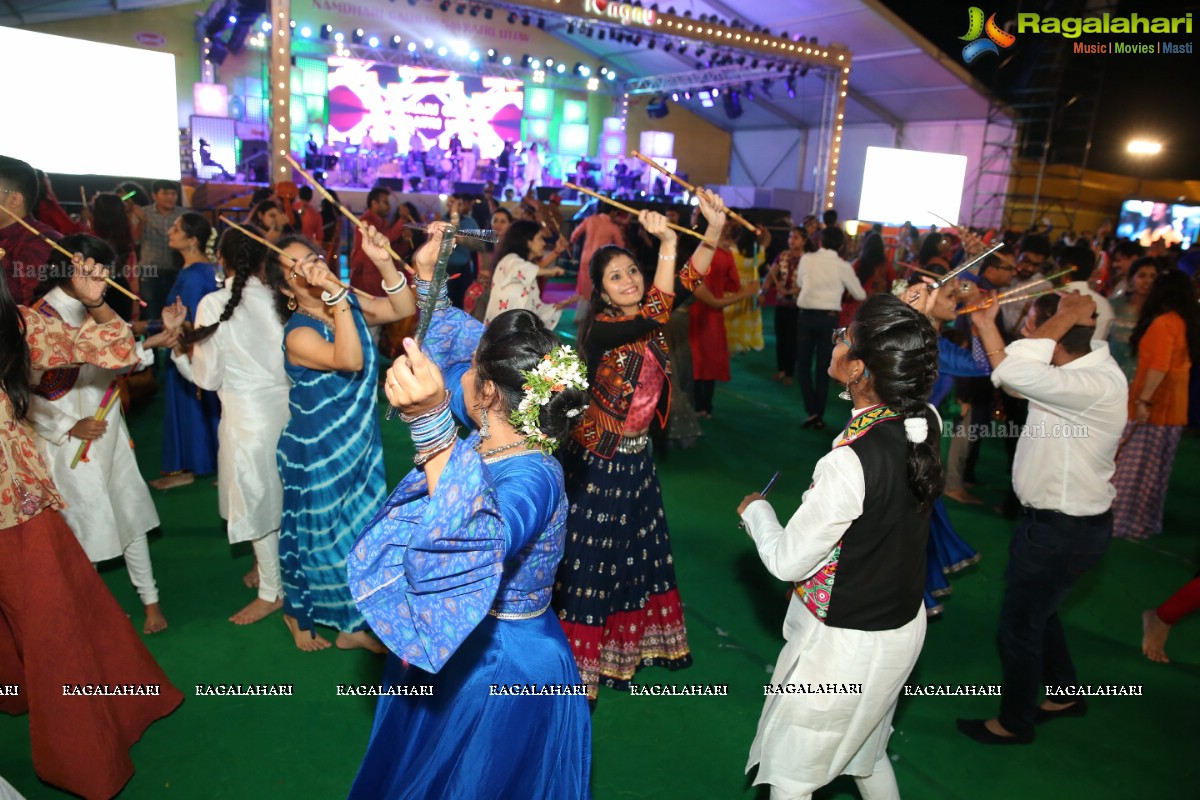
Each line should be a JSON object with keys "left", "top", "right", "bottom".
{"left": 794, "top": 226, "right": 864, "bottom": 429}
{"left": 957, "top": 291, "right": 1127, "bottom": 744}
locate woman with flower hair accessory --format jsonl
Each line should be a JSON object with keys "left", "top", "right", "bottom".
{"left": 347, "top": 223, "right": 591, "bottom": 798}
{"left": 555, "top": 189, "right": 727, "bottom": 702}
{"left": 738, "top": 293, "right": 941, "bottom": 799}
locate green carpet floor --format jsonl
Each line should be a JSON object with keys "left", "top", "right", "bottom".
{"left": 2, "top": 311, "right": 1197, "bottom": 799}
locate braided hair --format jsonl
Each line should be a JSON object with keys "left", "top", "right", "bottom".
{"left": 181, "top": 226, "right": 269, "bottom": 345}
{"left": 848, "top": 294, "right": 943, "bottom": 510}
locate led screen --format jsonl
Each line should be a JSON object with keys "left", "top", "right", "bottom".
{"left": 1117, "top": 199, "right": 1200, "bottom": 250}
{"left": 0, "top": 26, "right": 180, "bottom": 179}
{"left": 858, "top": 146, "right": 968, "bottom": 227}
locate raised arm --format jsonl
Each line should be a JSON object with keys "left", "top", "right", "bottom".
{"left": 639, "top": 209, "right": 678, "bottom": 297}
{"left": 22, "top": 257, "right": 138, "bottom": 371}
{"left": 685, "top": 188, "right": 728, "bottom": 278}
{"left": 356, "top": 223, "right": 418, "bottom": 327}
{"left": 284, "top": 256, "right": 364, "bottom": 372}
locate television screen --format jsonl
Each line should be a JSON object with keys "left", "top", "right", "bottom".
{"left": 857, "top": 146, "right": 968, "bottom": 227}
{"left": 0, "top": 26, "right": 180, "bottom": 179}
{"left": 326, "top": 58, "right": 523, "bottom": 160}
{"left": 1116, "top": 199, "right": 1200, "bottom": 250}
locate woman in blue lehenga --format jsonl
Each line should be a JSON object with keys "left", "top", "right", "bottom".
{"left": 347, "top": 224, "right": 591, "bottom": 798}
{"left": 152, "top": 213, "right": 220, "bottom": 490}
{"left": 273, "top": 230, "right": 416, "bottom": 651}
{"left": 902, "top": 276, "right": 986, "bottom": 616}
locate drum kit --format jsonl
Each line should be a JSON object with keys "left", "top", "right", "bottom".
{"left": 318, "top": 141, "right": 481, "bottom": 191}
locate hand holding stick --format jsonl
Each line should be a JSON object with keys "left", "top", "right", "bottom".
{"left": 218, "top": 216, "right": 375, "bottom": 302}
{"left": 70, "top": 383, "right": 121, "bottom": 469}
{"left": 0, "top": 205, "right": 145, "bottom": 307}
{"left": 564, "top": 183, "right": 708, "bottom": 242}
{"left": 632, "top": 151, "right": 757, "bottom": 232}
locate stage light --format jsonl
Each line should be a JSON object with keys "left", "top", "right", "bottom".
{"left": 556, "top": 63, "right": 566, "bottom": 74}
{"left": 320, "top": 24, "right": 332, "bottom": 40}
{"left": 575, "top": 63, "right": 590, "bottom": 77}
{"left": 352, "top": 28, "right": 364, "bottom": 44}
{"left": 567, "top": 22, "right": 575, "bottom": 35}
{"left": 368, "top": 35, "right": 379, "bottom": 47}
{"left": 407, "top": 41, "right": 417, "bottom": 52}
{"left": 679, "top": 44, "right": 688, "bottom": 54}
{"left": 390, "top": 35, "right": 401, "bottom": 49}
{"left": 521, "top": 54, "right": 532, "bottom": 67}
{"left": 546, "top": 58, "right": 554, "bottom": 67}
{"left": 532, "top": 69, "right": 545, "bottom": 83}
{"left": 487, "top": 48, "right": 497, "bottom": 62}
{"left": 647, "top": 95, "right": 669, "bottom": 119}
{"left": 586, "top": 28, "right": 595, "bottom": 38}
{"left": 484, "top": 9, "right": 493, "bottom": 20}
{"left": 671, "top": 92, "right": 679, "bottom": 102}
{"left": 437, "top": 46, "right": 448, "bottom": 57}
{"left": 587, "top": 77, "right": 600, "bottom": 91}
{"left": 695, "top": 47, "right": 705, "bottom": 57}
{"left": 745, "top": 82, "right": 755, "bottom": 101}
{"left": 334, "top": 32, "right": 344, "bottom": 43}
{"left": 538, "top": 18, "right": 545, "bottom": 30}
{"left": 723, "top": 89, "right": 743, "bottom": 119}
{"left": 1128, "top": 140, "right": 1163, "bottom": 154}
{"left": 599, "top": 66, "right": 608, "bottom": 75}
{"left": 648, "top": 37, "right": 655, "bottom": 49}
{"left": 469, "top": 51, "right": 480, "bottom": 62}
{"left": 785, "top": 76, "right": 796, "bottom": 98}
{"left": 507, "top": 12, "right": 518, "bottom": 24}
{"left": 683, "top": 90, "right": 692, "bottom": 100}
{"left": 712, "top": 87, "right": 720, "bottom": 97}
{"left": 751, "top": 59, "right": 758, "bottom": 68}
{"left": 260, "top": 21, "right": 271, "bottom": 33}
{"left": 439, "top": 1, "right": 450, "bottom": 11}
{"left": 299, "top": 26, "right": 311, "bottom": 38}
{"left": 425, "top": 38, "right": 434, "bottom": 49}
{"left": 521, "top": 14, "right": 530, "bottom": 26}
{"left": 456, "top": 3, "right": 466, "bottom": 14}
{"left": 599, "top": 30, "right": 606, "bottom": 41}
{"left": 606, "top": 71, "right": 616, "bottom": 81}
{"left": 530, "top": 59, "right": 541, "bottom": 69}
{"left": 228, "top": 15, "right": 237, "bottom": 25}
{"left": 501, "top": 55, "right": 512, "bottom": 65}
{"left": 470, "top": 4, "right": 479, "bottom": 16}
{"left": 761, "top": 79, "right": 773, "bottom": 98}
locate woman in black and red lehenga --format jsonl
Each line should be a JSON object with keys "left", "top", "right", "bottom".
{"left": 554, "top": 190, "right": 727, "bottom": 702}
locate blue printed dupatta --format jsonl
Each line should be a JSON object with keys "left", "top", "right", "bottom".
{"left": 349, "top": 434, "right": 508, "bottom": 673}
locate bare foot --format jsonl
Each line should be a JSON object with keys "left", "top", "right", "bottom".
{"left": 1039, "top": 698, "right": 1077, "bottom": 712}
{"left": 143, "top": 603, "right": 168, "bottom": 635}
{"left": 149, "top": 473, "right": 194, "bottom": 491}
{"left": 230, "top": 597, "right": 283, "bottom": 625}
{"left": 985, "top": 718, "right": 1017, "bottom": 737}
{"left": 284, "top": 614, "right": 331, "bottom": 652}
{"left": 335, "top": 630, "right": 388, "bottom": 654}
{"left": 945, "top": 488, "right": 983, "bottom": 505}
{"left": 782, "top": 377, "right": 794, "bottom": 387}
{"left": 1142, "top": 609, "right": 1172, "bottom": 663}
{"left": 772, "top": 371, "right": 785, "bottom": 381}
{"left": 242, "top": 564, "right": 259, "bottom": 589}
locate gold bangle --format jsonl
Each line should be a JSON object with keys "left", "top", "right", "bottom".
{"left": 986, "top": 348, "right": 1004, "bottom": 357}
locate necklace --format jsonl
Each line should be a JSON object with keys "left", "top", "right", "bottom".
{"left": 294, "top": 306, "right": 332, "bottom": 329}
{"left": 476, "top": 440, "right": 525, "bottom": 459}
{"left": 483, "top": 449, "right": 544, "bottom": 465}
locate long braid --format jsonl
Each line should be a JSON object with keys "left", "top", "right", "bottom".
{"left": 181, "top": 228, "right": 266, "bottom": 346}
{"left": 849, "top": 294, "right": 944, "bottom": 510}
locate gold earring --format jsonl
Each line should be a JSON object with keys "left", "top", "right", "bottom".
{"left": 287, "top": 296, "right": 297, "bottom": 311}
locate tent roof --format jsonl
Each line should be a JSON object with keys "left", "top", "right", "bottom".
{"left": 0, "top": 0, "right": 1009, "bottom": 130}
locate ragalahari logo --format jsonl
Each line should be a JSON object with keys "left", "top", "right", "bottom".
{"left": 960, "top": 7, "right": 1017, "bottom": 62}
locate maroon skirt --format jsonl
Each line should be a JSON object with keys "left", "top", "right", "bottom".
{"left": 0, "top": 509, "right": 183, "bottom": 799}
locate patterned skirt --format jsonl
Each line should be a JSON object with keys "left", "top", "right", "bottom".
{"left": 922, "top": 498, "right": 981, "bottom": 615}
{"left": 1112, "top": 423, "right": 1184, "bottom": 539}
{"left": 554, "top": 440, "right": 692, "bottom": 700}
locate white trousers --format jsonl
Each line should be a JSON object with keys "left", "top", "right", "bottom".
{"left": 252, "top": 530, "right": 282, "bottom": 603}
{"left": 769, "top": 752, "right": 900, "bottom": 800}
{"left": 120, "top": 532, "right": 159, "bottom": 606}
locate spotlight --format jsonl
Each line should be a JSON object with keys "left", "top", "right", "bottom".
{"left": 501, "top": 55, "right": 512, "bottom": 65}
{"left": 437, "top": 46, "right": 448, "bottom": 57}
{"left": 260, "top": 21, "right": 271, "bottom": 33}
{"left": 671, "top": 92, "right": 679, "bottom": 102}
{"left": 299, "top": 26, "right": 312, "bottom": 38}
{"left": 538, "top": 18, "right": 545, "bottom": 30}
{"left": 487, "top": 48, "right": 497, "bottom": 62}
{"left": 799, "top": 66, "right": 810, "bottom": 77}
{"left": 785, "top": 76, "right": 796, "bottom": 98}
{"left": 556, "top": 63, "right": 565, "bottom": 73}
{"left": 587, "top": 27, "right": 595, "bottom": 38}
{"left": 760, "top": 79, "right": 773, "bottom": 98}
{"left": 470, "top": 5, "right": 479, "bottom": 17}
{"left": 521, "top": 54, "right": 532, "bottom": 67}
{"left": 469, "top": 51, "right": 480, "bottom": 62}
{"left": 712, "top": 87, "right": 720, "bottom": 97}
{"left": 545, "top": 58, "right": 554, "bottom": 67}
{"left": 683, "top": 90, "right": 692, "bottom": 100}
{"left": 567, "top": 22, "right": 575, "bottom": 35}
{"left": 606, "top": 71, "right": 616, "bottom": 81}
{"left": 663, "top": 41, "right": 672, "bottom": 52}
{"left": 352, "top": 28, "right": 363, "bottom": 44}
{"left": 407, "top": 42, "right": 417, "bottom": 52}
{"left": 647, "top": 94, "right": 669, "bottom": 119}
{"left": 507, "top": 12, "right": 518, "bottom": 24}
{"left": 587, "top": 77, "right": 600, "bottom": 91}
{"left": 600, "top": 66, "right": 608, "bottom": 75}
{"left": 723, "top": 89, "right": 743, "bottom": 119}
{"left": 696, "top": 47, "right": 705, "bottom": 57}
{"left": 456, "top": 3, "right": 466, "bottom": 14}
{"left": 648, "top": 37, "right": 655, "bottom": 49}
{"left": 390, "top": 35, "right": 401, "bottom": 49}
{"left": 439, "top": 1, "right": 451, "bottom": 11}
{"left": 530, "top": 59, "right": 541, "bottom": 69}
{"left": 745, "top": 82, "right": 755, "bottom": 101}
{"left": 485, "top": 9, "right": 493, "bottom": 20}
{"left": 598, "top": 30, "right": 606, "bottom": 40}
{"left": 424, "top": 38, "right": 433, "bottom": 49}
{"left": 334, "top": 32, "right": 344, "bottom": 43}
{"left": 320, "top": 24, "right": 332, "bottom": 40}
{"left": 679, "top": 43, "right": 688, "bottom": 54}
{"left": 368, "top": 36, "right": 379, "bottom": 47}
{"left": 575, "top": 63, "right": 590, "bottom": 77}
{"left": 522, "top": 14, "right": 530, "bottom": 26}
{"left": 751, "top": 58, "right": 758, "bottom": 68}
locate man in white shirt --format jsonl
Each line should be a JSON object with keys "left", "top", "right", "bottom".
{"left": 1058, "top": 245, "right": 1114, "bottom": 340}
{"left": 794, "top": 226, "right": 865, "bottom": 429}
{"left": 957, "top": 291, "right": 1127, "bottom": 746}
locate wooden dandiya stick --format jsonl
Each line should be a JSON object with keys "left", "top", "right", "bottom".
{"left": 563, "top": 182, "right": 708, "bottom": 242}
{"left": 282, "top": 153, "right": 409, "bottom": 266}
{"left": 996, "top": 266, "right": 1076, "bottom": 300}
{"left": 71, "top": 382, "right": 121, "bottom": 468}
{"left": 928, "top": 210, "right": 1016, "bottom": 266}
{"left": 218, "top": 216, "right": 375, "bottom": 302}
{"left": 958, "top": 288, "right": 1056, "bottom": 316}
{"left": 0, "top": 205, "right": 146, "bottom": 308}
{"left": 896, "top": 261, "right": 943, "bottom": 279}
{"left": 630, "top": 151, "right": 758, "bottom": 233}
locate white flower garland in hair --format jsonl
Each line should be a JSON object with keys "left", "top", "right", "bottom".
{"left": 890, "top": 278, "right": 911, "bottom": 299}
{"left": 509, "top": 345, "right": 589, "bottom": 454}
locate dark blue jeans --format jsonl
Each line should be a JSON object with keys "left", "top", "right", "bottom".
{"left": 997, "top": 507, "right": 1112, "bottom": 737}
{"left": 795, "top": 309, "right": 838, "bottom": 419}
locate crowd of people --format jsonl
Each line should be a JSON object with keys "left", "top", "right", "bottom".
{"left": 2, "top": 144, "right": 1198, "bottom": 799}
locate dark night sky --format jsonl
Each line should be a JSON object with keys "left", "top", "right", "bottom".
{"left": 878, "top": 0, "right": 1200, "bottom": 182}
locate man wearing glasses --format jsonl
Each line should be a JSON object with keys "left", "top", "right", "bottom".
{"left": 794, "top": 226, "right": 865, "bottom": 429}
{"left": 1001, "top": 235, "right": 1051, "bottom": 331}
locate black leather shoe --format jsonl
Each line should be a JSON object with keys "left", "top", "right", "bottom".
{"left": 1035, "top": 699, "right": 1088, "bottom": 724}
{"left": 956, "top": 718, "right": 1034, "bottom": 745}
{"left": 801, "top": 415, "right": 819, "bottom": 429}
{"left": 812, "top": 419, "right": 827, "bottom": 430}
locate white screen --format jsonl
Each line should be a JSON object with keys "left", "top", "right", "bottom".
{"left": 857, "top": 146, "right": 967, "bottom": 227}
{"left": 0, "top": 26, "right": 180, "bottom": 179}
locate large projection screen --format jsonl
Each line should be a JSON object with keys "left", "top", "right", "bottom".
{"left": 0, "top": 26, "right": 180, "bottom": 179}
{"left": 858, "top": 146, "right": 967, "bottom": 227}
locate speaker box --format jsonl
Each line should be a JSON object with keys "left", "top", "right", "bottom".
{"left": 453, "top": 181, "right": 486, "bottom": 195}
{"left": 374, "top": 177, "right": 408, "bottom": 192}
{"left": 536, "top": 186, "right": 561, "bottom": 201}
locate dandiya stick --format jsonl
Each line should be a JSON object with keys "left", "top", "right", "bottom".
{"left": 631, "top": 151, "right": 758, "bottom": 233}
{"left": 996, "top": 266, "right": 1076, "bottom": 300}
{"left": 0, "top": 205, "right": 146, "bottom": 308}
{"left": 928, "top": 210, "right": 1016, "bottom": 266}
{"left": 563, "top": 182, "right": 708, "bottom": 242}
{"left": 896, "top": 261, "right": 943, "bottom": 279}
{"left": 219, "top": 216, "right": 375, "bottom": 302}
{"left": 71, "top": 382, "right": 121, "bottom": 468}
{"left": 283, "top": 153, "right": 409, "bottom": 266}
{"left": 958, "top": 288, "right": 1056, "bottom": 316}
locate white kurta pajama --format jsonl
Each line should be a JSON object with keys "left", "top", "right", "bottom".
{"left": 741, "top": 432, "right": 926, "bottom": 798}
{"left": 172, "top": 277, "right": 289, "bottom": 602}
{"left": 29, "top": 288, "right": 161, "bottom": 604}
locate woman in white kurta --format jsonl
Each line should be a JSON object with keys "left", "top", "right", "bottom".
{"left": 172, "top": 226, "right": 291, "bottom": 625}
{"left": 737, "top": 294, "right": 943, "bottom": 800}
{"left": 483, "top": 219, "right": 567, "bottom": 328}
{"left": 28, "top": 235, "right": 185, "bottom": 635}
